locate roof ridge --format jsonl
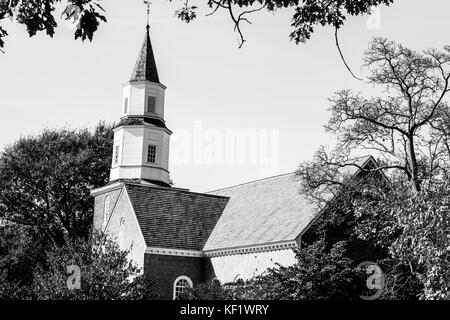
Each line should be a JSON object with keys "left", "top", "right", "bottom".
{"left": 125, "top": 182, "right": 230, "bottom": 199}
{"left": 207, "top": 172, "right": 295, "bottom": 194}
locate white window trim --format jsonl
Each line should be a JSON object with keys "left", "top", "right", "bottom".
{"left": 147, "top": 144, "right": 157, "bottom": 164}
{"left": 173, "top": 275, "right": 193, "bottom": 300}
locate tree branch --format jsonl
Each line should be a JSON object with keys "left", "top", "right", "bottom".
{"left": 334, "top": 23, "right": 362, "bottom": 81}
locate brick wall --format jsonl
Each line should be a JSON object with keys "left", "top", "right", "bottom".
{"left": 144, "top": 254, "right": 215, "bottom": 299}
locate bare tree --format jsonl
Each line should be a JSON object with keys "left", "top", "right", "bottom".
{"left": 298, "top": 38, "right": 450, "bottom": 197}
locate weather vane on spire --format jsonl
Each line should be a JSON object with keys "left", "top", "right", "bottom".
{"left": 143, "top": 0, "right": 151, "bottom": 27}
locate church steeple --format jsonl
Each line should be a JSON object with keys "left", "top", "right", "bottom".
{"left": 130, "top": 25, "right": 160, "bottom": 83}
{"left": 109, "top": 19, "right": 172, "bottom": 187}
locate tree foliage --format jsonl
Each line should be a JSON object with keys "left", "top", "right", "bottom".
{"left": 0, "top": 0, "right": 395, "bottom": 51}
{"left": 173, "top": 0, "right": 394, "bottom": 48}
{"left": 30, "top": 230, "right": 157, "bottom": 300}
{"left": 0, "top": 122, "right": 114, "bottom": 245}
{"left": 0, "top": 0, "right": 106, "bottom": 52}
{"left": 0, "top": 227, "right": 157, "bottom": 300}
{"left": 0, "top": 223, "right": 49, "bottom": 299}
{"left": 353, "top": 180, "right": 450, "bottom": 299}
{"left": 238, "top": 240, "right": 364, "bottom": 300}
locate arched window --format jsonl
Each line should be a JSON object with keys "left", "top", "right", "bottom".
{"left": 103, "top": 195, "right": 111, "bottom": 227}
{"left": 173, "top": 276, "right": 193, "bottom": 300}
{"left": 118, "top": 217, "right": 126, "bottom": 247}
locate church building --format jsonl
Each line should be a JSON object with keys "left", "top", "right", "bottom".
{"left": 91, "top": 23, "right": 374, "bottom": 300}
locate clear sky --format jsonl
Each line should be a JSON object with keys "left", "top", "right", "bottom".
{"left": 0, "top": 0, "right": 449, "bottom": 192}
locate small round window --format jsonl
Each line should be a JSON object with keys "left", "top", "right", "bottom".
{"left": 234, "top": 275, "right": 244, "bottom": 285}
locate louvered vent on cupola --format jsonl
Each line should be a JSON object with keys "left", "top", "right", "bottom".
{"left": 147, "top": 96, "right": 156, "bottom": 113}
{"left": 123, "top": 98, "right": 129, "bottom": 113}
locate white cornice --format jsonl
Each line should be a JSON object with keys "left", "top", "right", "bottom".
{"left": 114, "top": 123, "right": 172, "bottom": 135}
{"left": 203, "top": 241, "right": 299, "bottom": 258}
{"left": 90, "top": 181, "right": 123, "bottom": 196}
{"left": 122, "top": 80, "right": 167, "bottom": 90}
{"left": 145, "top": 247, "right": 204, "bottom": 258}
{"left": 145, "top": 242, "right": 299, "bottom": 258}
{"left": 111, "top": 164, "right": 170, "bottom": 173}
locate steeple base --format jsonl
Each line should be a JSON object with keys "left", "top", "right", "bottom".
{"left": 110, "top": 165, "right": 170, "bottom": 186}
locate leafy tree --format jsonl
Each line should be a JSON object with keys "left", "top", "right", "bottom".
{"left": 235, "top": 240, "right": 364, "bottom": 300}
{"left": 30, "top": 230, "right": 157, "bottom": 300}
{"left": 0, "top": 0, "right": 394, "bottom": 52}
{"left": 304, "top": 175, "right": 423, "bottom": 299}
{"left": 392, "top": 183, "right": 450, "bottom": 300}
{"left": 0, "top": 122, "right": 114, "bottom": 245}
{"left": 175, "top": 0, "right": 394, "bottom": 48}
{"left": 297, "top": 167, "right": 424, "bottom": 299}
{"left": 301, "top": 172, "right": 387, "bottom": 258}
{"left": 0, "top": 223, "right": 49, "bottom": 299}
{"left": 0, "top": 0, "right": 106, "bottom": 52}
{"left": 0, "top": 227, "right": 157, "bottom": 300}
{"left": 353, "top": 180, "right": 450, "bottom": 300}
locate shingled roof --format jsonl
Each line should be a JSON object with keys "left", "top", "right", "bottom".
{"left": 125, "top": 184, "right": 229, "bottom": 251}
{"left": 203, "top": 173, "right": 316, "bottom": 252}
{"left": 130, "top": 26, "right": 160, "bottom": 83}
{"left": 123, "top": 157, "right": 379, "bottom": 254}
